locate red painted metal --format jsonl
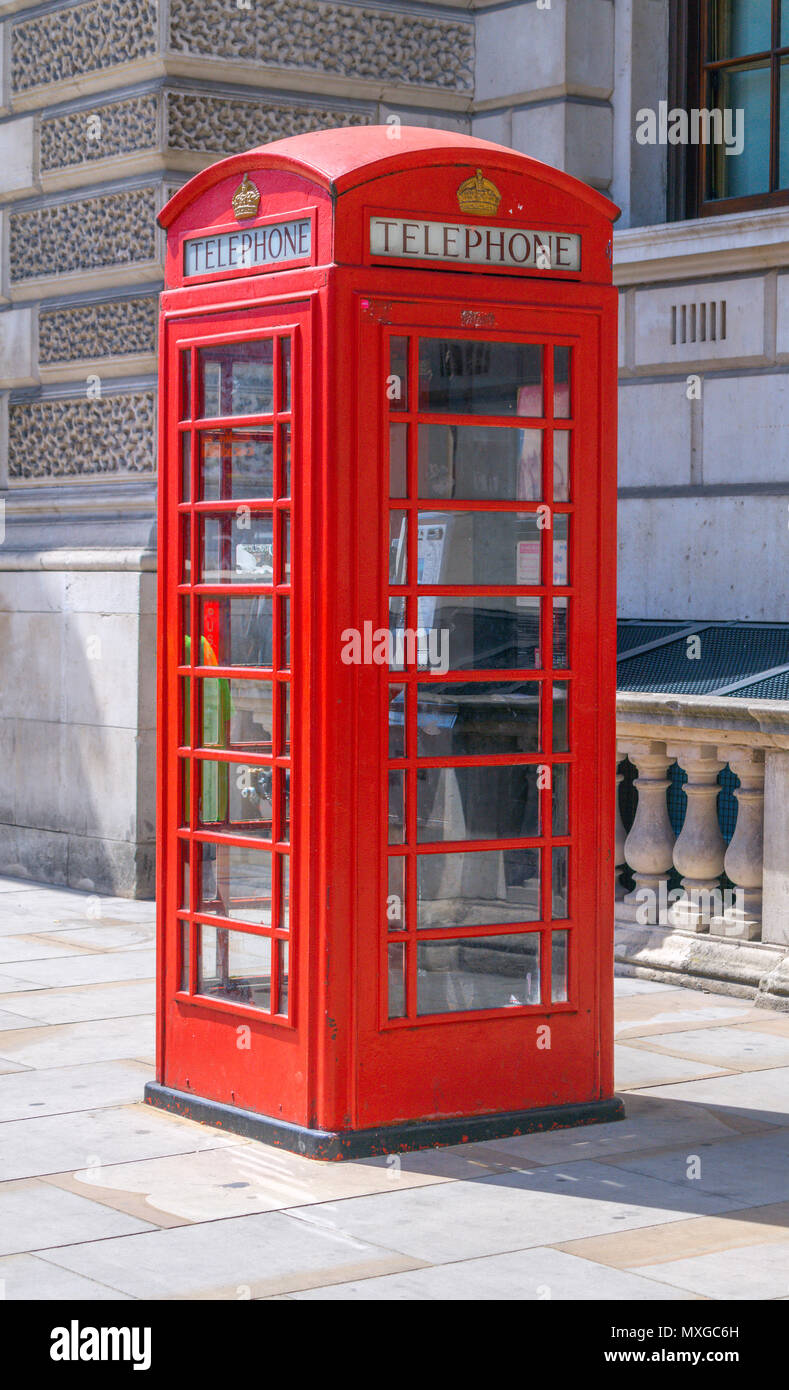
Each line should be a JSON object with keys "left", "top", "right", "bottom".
{"left": 153, "top": 126, "right": 620, "bottom": 1154}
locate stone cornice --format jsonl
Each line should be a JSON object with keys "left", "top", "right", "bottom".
{"left": 616, "top": 690, "right": 789, "bottom": 750}
{"left": 613, "top": 207, "right": 789, "bottom": 286}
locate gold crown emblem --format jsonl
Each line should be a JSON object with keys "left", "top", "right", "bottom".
{"left": 232, "top": 172, "right": 261, "bottom": 221}
{"left": 457, "top": 169, "right": 502, "bottom": 216}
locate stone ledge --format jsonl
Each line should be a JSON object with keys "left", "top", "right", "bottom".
{"left": 615, "top": 921, "right": 789, "bottom": 1012}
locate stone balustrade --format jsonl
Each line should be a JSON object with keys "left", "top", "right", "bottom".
{"left": 615, "top": 692, "right": 789, "bottom": 1008}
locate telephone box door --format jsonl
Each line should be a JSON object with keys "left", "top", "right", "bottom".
{"left": 159, "top": 299, "right": 313, "bottom": 1124}
{"left": 354, "top": 293, "right": 614, "bottom": 1128}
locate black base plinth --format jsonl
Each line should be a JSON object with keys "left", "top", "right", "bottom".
{"left": 144, "top": 1082, "right": 625, "bottom": 1161}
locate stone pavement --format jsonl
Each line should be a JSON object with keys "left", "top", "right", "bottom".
{"left": 0, "top": 876, "right": 788, "bottom": 1301}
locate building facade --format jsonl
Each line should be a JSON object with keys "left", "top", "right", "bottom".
{"left": 0, "top": 0, "right": 786, "bottom": 898}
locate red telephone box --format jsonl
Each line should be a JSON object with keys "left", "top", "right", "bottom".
{"left": 145, "top": 126, "right": 622, "bottom": 1158}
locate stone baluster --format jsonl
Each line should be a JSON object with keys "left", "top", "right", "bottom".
{"left": 666, "top": 743, "right": 726, "bottom": 932}
{"left": 710, "top": 746, "right": 765, "bottom": 941}
{"left": 618, "top": 740, "right": 676, "bottom": 924}
{"left": 614, "top": 750, "right": 628, "bottom": 902}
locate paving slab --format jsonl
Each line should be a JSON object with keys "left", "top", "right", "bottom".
{"left": 625, "top": 1027, "right": 789, "bottom": 1071}
{"left": 0, "top": 1102, "right": 244, "bottom": 1182}
{"left": 614, "top": 1042, "right": 731, "bottom": 1089}
{"left": 58, "top": 1135, "right": 507, "bottom": 1224}
{"left": 0, "top": 979, "right": 154, "bottom": 1026}
{"left": 606, "top": 1128, "right": 789, "bottom": 1209}
{"left": 0, "top": 1006, "right": 39, "bottom": 1031}
{"left": 613, "top": 976, "right": 679, "bottom": 996}
{"left": 634, "top": 1241, "right": 789, "bottom": 1300}
{"left": 0, "top": 1059, "right": 152, "bottom": 1122}
{"left": 279, "top": 1245, "right": 698, "bottom": 1301}
{"left": 5, "top": 949, "right": 154, "bottom": 989}
{"left": 0, "top": 1178, "right": 155, "bottom": 1256}
{"left": 0, "top": 934, "right": 101, "bottom": 965}
{"left": 41, "top": 924, "right": 154, "bottom": 953}
{"left": 284, "top": 1161, "right": 740, "bottom": 1266}
{"left": 638, "top": 1067, "right": 789, "bottom": 1128}
{"left": 0, "top": 1014, "right": 153, "bottom": 1069}
{"left": 39, "top": 1210, "right": 423, "bottom": 1300}
{"left": 0, "top": 1253, "right": 134, "bottom": 1300}
{"left": 555, "top": 1201, "right": 789, "bottom": 1270}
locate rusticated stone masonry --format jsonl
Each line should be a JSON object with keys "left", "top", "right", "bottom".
{"left": 9, "top": 187, "right": 159, "bottom": 283}
{"left": 165, "top": 91, "right": 371, "bottom": 154}
{"left": 39, "top": 298, "right": 158, "bottom": 365}
{"left": 41, "top": 95, "right": 160, "bottom": 173}
{"left": 167, "top": 0, "right": 475, "bottom": 91}
{"left": 11, "top": 0, "right": 158, "bottom": 94}
{"left": 8, "top": 394, "right": 156, "bottom": 481}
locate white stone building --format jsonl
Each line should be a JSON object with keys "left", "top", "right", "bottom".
{"left": 0, "top": 0, "right": 787, "bottom": 1002}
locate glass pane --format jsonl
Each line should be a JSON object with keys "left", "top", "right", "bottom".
{"left": 417, "top": 848, "right": 540, "bottom": 927}
{"left": 199, "top": 340, "right": 274, "bottom": 418}
{"left": 417, "top": 424, "right": 542, "bottom": 501}
{"left": 279, "top": 854, "right": 290, "bottom": 930}
{"left": 553, "top": 598, "right": 569, "bottom": 668}
{"left": 199, "top": 430, "right": 274, "bottom": 501}
{"left": 277, "top": 939, "right": 289, "bottom": 1015}
{"left": 181, "top": 433, "right": 191, "bottom": 501}
{"left": 418, "top": 512, "right": 542, "bottom": 586}
{"left": 281, "top": 514, "right": 291, "bottom": 585}
{"left": 416, "top": 933, "right": 540, "bottom": 1014}
{"left": 552, "top": 763, "right": 569, "bottom": 836}
{"left": 418, "top": 595, "right": 541, "bottom": 671}
{"left": 417, "top": 681, "right": 540, "bottom": 757}
{"left": 181, "top": 596, "right": 191, "bottom": 664}
{"left": 198, "top": 759, "right": 273, "bottom": 839}
{"left": 418, "top": 339, "right": 542, "bottom": 416}
{"left": 282, "top": 425, "right": 291, "bottom": 496}
{"left": 781, "top": 60, "right": 789, "bottom": 189}
{"left": 180, "top": 843, "right": 190, "bottom": 909}
{"left": 390, "top": 422, "right": 408, "bottom": 498}
{"left": 199, "top": 596, "right": 273, "bottom": 668}
{"left": 180, "top": 920, "right": 190, "bottom": 991}
{"left": 553, "top": 513, "right": 568, "bottom": 585}
{"left": 551, "top": 929, "right": 568, "bottom": 1002}
{"left": 280, "top": 769, "right": 290, "bottom": 843}
{"left": 198, "top": 677, "right": 273, "bottom": 756}
{"left": 198, "top": 842, "right": 272, "bottom": 925}
{"left": 388, "top": 596, "right": 408, "bottom": 670}
{"left": 281, "top": 682, "right": 291, "bottom": 757}
{"left": 708, "top": 64, "right": 771, "bottom": 199}
{"left": 181, "top": 516, "right": 191, "bottom": 581}
{"left": 554, "top": 346, "right": 571, "bottom": 418}
{"left": 280, "top": 338, "right": 291, "bottom": 411}
{"left": 709, "top": 0, "right": 772, "bottom": 59}
{"left": 553, "top": 682, "right": 569, "bottom": 752}
{"left": 389, "top": 336, "right": 408, "bottom": 412}
{"left": 390, "top": 512, "right": 408, "bottom": 583}
{"left": 388, "top": 857, "right": 406, "bottom": 930}
{"left": 417, "top": 764, "right": 540, "bottom": 842}
{"left": 180, "top": 350, "right": 192, "bottom": 419}
{"left": 280, "top": 597, "right": 291, "bottom": 667}
{"left": 552, "top": 846, "right": 569, "bottom": 918}
{"left": 180, "top": 758, "right": 191, "bottom": 827}
{"left": 200, "top": 513, "right": 273, "bottom": 585}
{"left": 389, "top": 684, "right": 406, "bottom": 757}
{"left": 784, "top": 0, "right": 789, "bottom": 44}
{"left": 388, "top": 770, "right": 405, "bottom": 843}
{"left": 554, "top": 432, "right": 570, "bottom": 502}
{"left": 388, "top": 942, "right": 406, "bottom": 1017}
{"left": 199, "top": 925, "right": 272, "bottom": 1010}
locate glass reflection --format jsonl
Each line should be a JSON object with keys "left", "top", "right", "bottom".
{"left": 201, "top": 513, "right": 273, "bottom": 585}
{"left": 551, "top": 930, "right": 568, "bottom": 1002}
{"left": 199, "top": 925, "right": 272, "bottom": 1010}
{"left": 416, "top": 681, "right": 540, "bottom": 757}
{"left": 417, "top": 424, "right": 541, "bottom": 501}
{"left": 417, "top": 849, "right": 540, "bottom": 927}
{"left": 416, "top": 933, "right": 540, "bottom": 1014}
{"left": 418, "top": 512, "right": 542, "bottom": 587}
{"left": 417, "top": 595, "right": 541, "bottom": 671}
{"left": 417, "top": 764, "right": 540, "bottom": 842}
{"left": 418, "top": 339, "right": 542, "bottom": 416}
{"left": 199, "top": 430, "right": 274, "bottom": 500}
{"left": 199, "top": 596, "right": 273, "bottom": 667}
{"left": 198, "top": 842, "right": 272, "bottom": 925}
{"left": 199, "top": 340, "right": 274, "bottom": 418}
